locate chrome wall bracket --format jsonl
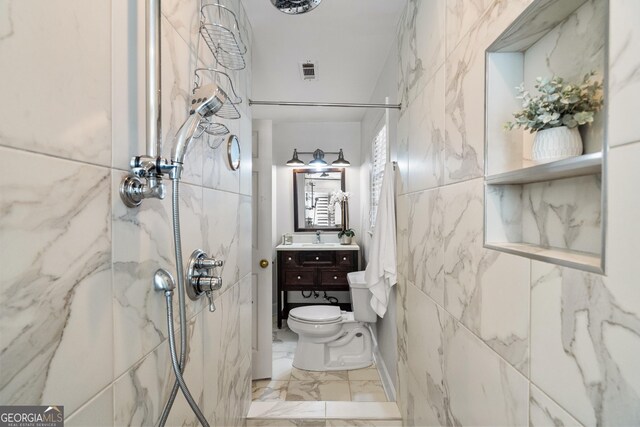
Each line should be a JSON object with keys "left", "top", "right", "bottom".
{"left": 186, "top": 249, "right": 224, "bottom": 312}
{"left": 119, "top": 155, "right": 178, "bottom": 208}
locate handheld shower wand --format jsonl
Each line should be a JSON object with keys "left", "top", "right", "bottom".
{"left": 157, "top": 82, "right": 228, "bottom": 427}
{"left": 170, "top": 83, "right": 228, "bottom": 180}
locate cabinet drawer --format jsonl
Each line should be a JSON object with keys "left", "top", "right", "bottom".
{"left": 299, "top": 251, "right": 334, "bottom": 265}
{"left": 280, "top": 252, "right": 298, "bottom": 266}
{"left": 336, "top": 251, "right": 356, "bottom": 268}
{"left": 283, "top": 270, "right": 315, "bottom": 286}
{"left": 320, "top": 270, "right": 349, "bottom": 286}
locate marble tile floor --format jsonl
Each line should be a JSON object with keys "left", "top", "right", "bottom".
{"left": 253, "top": 322, "right": 387, "bottom": 403}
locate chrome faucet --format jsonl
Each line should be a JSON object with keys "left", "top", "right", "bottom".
{"left": 315, "top": 230, "right": 322, "bottom": 244}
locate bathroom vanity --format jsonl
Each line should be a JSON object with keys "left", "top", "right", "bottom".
{"left": 275, "top": 243, "right": 360, "bottom": 328}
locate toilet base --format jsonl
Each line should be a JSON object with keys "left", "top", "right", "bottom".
{"left": 291, "top": 322, "right": 373, "bottom": 372}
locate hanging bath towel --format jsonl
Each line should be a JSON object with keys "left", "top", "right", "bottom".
{"left": 364, "top": 162, "right": 397, "bottom": 317}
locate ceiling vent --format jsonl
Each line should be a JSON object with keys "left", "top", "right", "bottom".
{"left": 299, "top": 61, "right": 319, "bottom": 81}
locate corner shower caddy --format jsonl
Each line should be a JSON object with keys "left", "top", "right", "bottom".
{"left": 200, "top": 3, "right": 247, "bottom": 71}
{"left": 483, "top": 0, "right": 608, "bottom": 274}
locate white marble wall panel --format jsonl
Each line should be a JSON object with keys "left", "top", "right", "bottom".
{"left": 522, "top": 175, "right": 601, "bottom": 255}
{"left": 531, "top": 262, "right": 640, "bottom": 426}
{"left": 112, "top": 172, "right": 204, "bottom": 376}
{"left": 444, "top": 32, "right": 485, "bottom": 184}
{"left": 160, "top": 15, "right": 203, "bottom": 187}
{"left": 66, "top": 386, "right": 114, "bottom": 427}
{"left": 407, "top": 189, "right": 444, "bottom": 306}
{"left": 396, "top": 0, "right": 446, "bottom": 108}
{"left": 442, "top": 178, "right": 530, "bottom": 374}
{"left": 166, "top": 312, "right": 205, "bottom": 427}
{"left": 444, "top": 0, "right": 533, "bottom": 184}
{"left": 608, "top": 0, "right": 640, "bottom": 147}
{"left": 445, "top": 0, "right": 493, "bottom": 56}
{"left": 0, "top": 0, "right": 111, "bottom": 167}
{"left": 202, "top": 188, "right": 242, "bottom": 298}
{"left": 407, "top": 68, "right": 445, "bottom": 192}
{"left": 203, "top": 278, "right": 252, "bottom": 426}
{"left": 395, "top": 109, "right": 409, "bottom": 196}
{"left": 406, "top": 285, "right": 448, "bottom": 426}
{"left": 0, "top": 148, "right": 112, "bottom": 415}
{"left": 0, "top": 0, "right": 252, "bottom": 423}
{"left": 443, "top": 319, "right": 529, "bottom": 426}
{"left": 604, "top": 142, "right": 640, "bottom": 319}
{"left": 395, "top": 194, "right": 410, "bottom": 288}
{"left": 530, "top": 384, "right": 583, "bottom": 427}
{"left": 113, "top": 339, "right": 173, "bottom": 426}
{"left": 485, "top": 183, "right": 524, "bottom": 243}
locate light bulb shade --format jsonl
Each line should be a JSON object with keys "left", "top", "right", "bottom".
{"left": 309, "top": 148, "right": 328, "bottom": 166}
{"left": 331, "top": 149, "right": 351, "bottom": 167}
{"left": 286, "top": 149, "right": 305, "bottom": 166}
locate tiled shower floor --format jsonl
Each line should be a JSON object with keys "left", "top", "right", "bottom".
{"left": 251, "top": 321, "right": 387, "bottom": 402}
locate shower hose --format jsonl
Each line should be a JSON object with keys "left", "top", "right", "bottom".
{"left": 158, "top": 179, "right": 210, "bottom": 427}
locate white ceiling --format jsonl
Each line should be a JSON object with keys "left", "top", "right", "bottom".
{"left": 243, "top": 0, "right": 404, "bottom": 123}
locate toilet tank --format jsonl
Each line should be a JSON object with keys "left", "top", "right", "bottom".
{"left": 347, "top": 271, "right": 378, "bottom": 323}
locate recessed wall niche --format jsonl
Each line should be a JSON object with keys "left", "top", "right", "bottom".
{"left": 484, "top": 0, "right": 608, "bottom": 273}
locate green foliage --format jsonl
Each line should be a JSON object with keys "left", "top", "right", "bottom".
{"left": 338, "top": 229, "right": 355, "bottom": 238}
{"left": 504, "top": 72, "right": 603, "bottom": 133}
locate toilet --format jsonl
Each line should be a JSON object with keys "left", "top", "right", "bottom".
{"left": 287, "top": 271, "right": 377, "bottom": 371}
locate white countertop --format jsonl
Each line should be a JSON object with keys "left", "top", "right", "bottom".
{"left": 276, "top": 242, "right": 360, "bottom": 251}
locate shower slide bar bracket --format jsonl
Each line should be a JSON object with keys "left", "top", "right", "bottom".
{"left": 186, "top": 249, "right": 224, "bottom": 312}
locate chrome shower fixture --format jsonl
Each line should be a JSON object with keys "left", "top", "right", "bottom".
{"left": 271, "top": 0, "right": 322, "bottom": 15}
{"left": 171, "top": 83, "right": 229, "bottom": 176}
{"left": 120, "top": 83, "right": 229, "bottom": 208}
{"left": 186, "top": 249, "right": 224, "bottom": 312}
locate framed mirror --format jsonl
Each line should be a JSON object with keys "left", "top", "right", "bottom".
{"left": 293, "top": 168, "right": 345, "bottom": 231}
{"left": 227, "top": 134, "right": 241, "bottom": 170}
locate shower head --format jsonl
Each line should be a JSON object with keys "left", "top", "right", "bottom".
{"left": 271, "top": 0, "right": 322, "bottom": 15}
{"left": 171, "top": 83, "right": 228, "bottom": 176}
{"left": 190, "top": 83, "right": 228, "bottom": 119}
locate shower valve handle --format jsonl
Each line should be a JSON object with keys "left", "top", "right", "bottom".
{"left": 206, "top": 291, "right": 216, "bottom": 312}
{"left": 195, "top": 258, "right": 224, "bottom": 269}
{"left": 186, "top": 249, "right": 224, "bottom": 310}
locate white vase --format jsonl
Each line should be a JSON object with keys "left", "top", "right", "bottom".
{"left": 340, "top": 235, "right": 352, "bottom": 245}
{"left": 531, "top": 126, "right": 583, "bottom": 162}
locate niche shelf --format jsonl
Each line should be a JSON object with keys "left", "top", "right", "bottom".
{"left": 483, "top": 0, "right": 608, "bottom": 274}
{"left": 486, "top": 152, "right": 602, "bottom": 185}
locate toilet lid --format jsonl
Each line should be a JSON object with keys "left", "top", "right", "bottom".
{"left": 289, "top": 305, "right": 342, "bottom": 323}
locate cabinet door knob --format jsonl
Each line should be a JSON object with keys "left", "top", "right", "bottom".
{"left": 297, "top": 276, "right": 301, "bottom": 280}
{"left": 315, "top": 256, "right": 319, "bottom": 260}
{"left": 334, "top": 276, "right": 338, "bottom": 280}
{"left": 343, "top": 257, "right": 347, "bottom": 261}
{"left": 287, "top": 257, "right": 292, "bottom": 261}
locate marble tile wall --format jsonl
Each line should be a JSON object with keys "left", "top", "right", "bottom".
{"left": 0, "top": 0, "right": 253, "bottom": 425}
{"left": 392, "top": 0, "right": 640, "bottom": 426}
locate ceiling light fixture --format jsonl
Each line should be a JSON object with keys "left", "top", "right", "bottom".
{"left": 270, "top": 0, "right": 323, "bottom": 15}
{"left": 285, "top": 148, "right": 351, "bottom": 167}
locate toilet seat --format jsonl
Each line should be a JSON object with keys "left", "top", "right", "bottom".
{"left": 289, "top": 305, "right": 342, "bottom": 324}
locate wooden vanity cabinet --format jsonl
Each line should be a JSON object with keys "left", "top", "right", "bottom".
{"left": 276, "top": 249, "right": 359, "bottom": 328}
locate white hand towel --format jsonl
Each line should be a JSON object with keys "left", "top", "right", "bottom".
{"left": 364, "top": 162, "right": 397, "bottom": 317}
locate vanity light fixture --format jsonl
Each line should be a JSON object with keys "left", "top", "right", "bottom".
{"left": 286, "top": 148, "right": 351, "bottom": 167}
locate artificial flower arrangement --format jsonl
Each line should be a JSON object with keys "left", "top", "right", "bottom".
{"left": 328, "top": 190, "right": 350, "bottom": 212}
{"left": 504, "top": 72, "right": 603, "bottom": 132}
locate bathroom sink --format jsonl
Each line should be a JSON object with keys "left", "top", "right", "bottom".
{"left": 301, "top": 242, "right": 341, "bottom": 247}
